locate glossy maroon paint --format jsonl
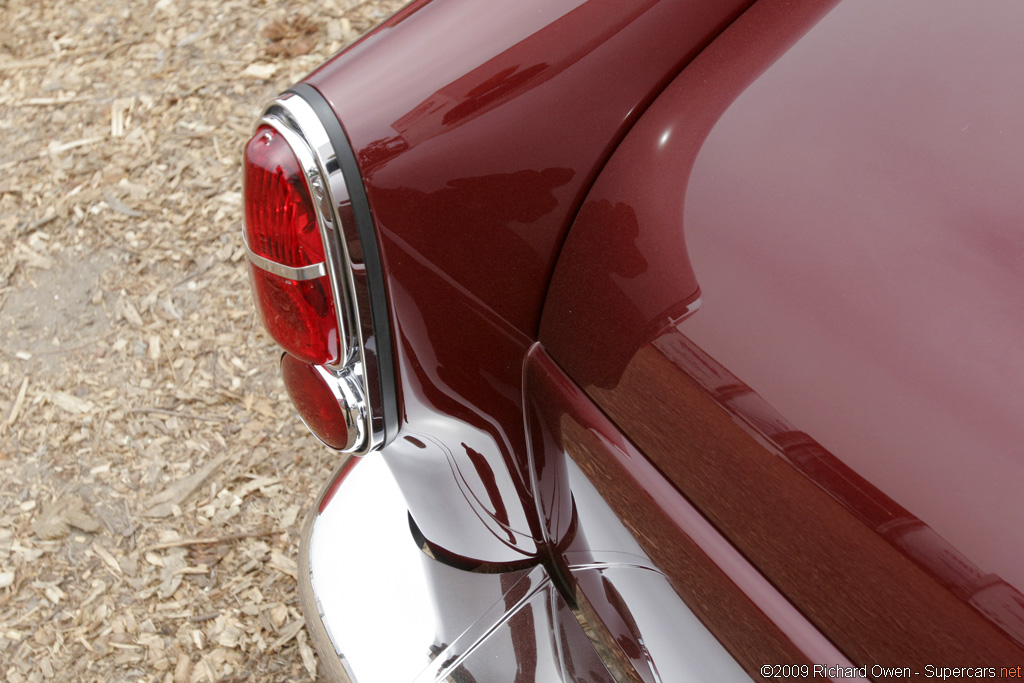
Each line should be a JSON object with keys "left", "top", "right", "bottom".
{"left": 541, "top": 0, "right": 839, "bottom": 388}
{"left": 302, "top": 0, "right": 752, "bottom": 562}
{"left": 542, "top": 0, "right": 1024, "bottom": 665}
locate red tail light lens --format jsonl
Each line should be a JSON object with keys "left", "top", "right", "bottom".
{"left": 281, "top": 353, "right": 360, "bottom": 451}
{"left": 244, "top": 126, "right": 341, "bottom": 366}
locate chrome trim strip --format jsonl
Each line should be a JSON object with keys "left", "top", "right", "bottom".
{"left": 288, "top": 82, "right": 399, "bottom": 446}
{"left": 242, "top": 233, "right": 327, "bottom": 281}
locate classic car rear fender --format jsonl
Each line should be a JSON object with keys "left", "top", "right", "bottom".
{"left": 299, "top": 0, "right": 753, "bottom": 564}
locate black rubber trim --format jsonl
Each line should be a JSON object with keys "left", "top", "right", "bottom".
{"left": 287, "top": 83, "right": 399, "bottom": 445}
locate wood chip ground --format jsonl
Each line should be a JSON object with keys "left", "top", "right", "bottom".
{"left": 0, "top": 0, "right": 408, "bottom": 679}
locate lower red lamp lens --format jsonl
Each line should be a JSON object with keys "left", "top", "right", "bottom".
{"left": 280, "top": 353, "right": 355, "bottom": 451}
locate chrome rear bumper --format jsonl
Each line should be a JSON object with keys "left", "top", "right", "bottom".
{"left": 299, "top": 455, "right": 614, "bottom": 682}
{"left": 298, "top": 454, "right": 753, "bottom": 682}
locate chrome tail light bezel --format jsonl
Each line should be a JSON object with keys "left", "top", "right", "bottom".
{"left": 245, "top": 91, "right": 395, "bottom": 455}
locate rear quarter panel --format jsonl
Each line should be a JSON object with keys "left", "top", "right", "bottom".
{"left": 541, "top": 0, "right": 1024, "bottom": 669}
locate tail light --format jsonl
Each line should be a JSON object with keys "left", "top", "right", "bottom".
{"left": 242, "top": 94, "right": 390, "bottom": 454}
{"left": 244, "top": 126, "right": 343, "bottom": 366}
{"left": 281, "top": 354, "right": 364, "bottom": 450}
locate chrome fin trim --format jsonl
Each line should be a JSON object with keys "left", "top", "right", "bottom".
{"left": 287, "top": 82, "right": 400, "bottom": 450}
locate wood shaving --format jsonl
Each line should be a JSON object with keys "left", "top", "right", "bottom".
{"left": 0, "top": 0, "right": 410, "bottom": 679}
{"left": 31, "top": 494, "right": 102, "bottom": 539}
{"left": 263, "top": 16, "right": 322, "bottom": 58}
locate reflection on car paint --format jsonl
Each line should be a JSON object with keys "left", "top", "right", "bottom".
{"left": 652, "top": 328, "right": 1024, "bottom": 646}
{"left": 523, "top": 345, "right": 861, "bottom": 677}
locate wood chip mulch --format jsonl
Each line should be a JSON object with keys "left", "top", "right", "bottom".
{"left": 0, "top": 0, "right": 408, "bottom": 679}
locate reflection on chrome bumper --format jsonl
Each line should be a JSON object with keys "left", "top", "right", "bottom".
{"left": 299, "top": 455, "right": 609, "bottom": 682}
{"left": 298, "top": 454, "right": 749, "bottom": 682}
{"left": 298, "top": 455, "right": 430, "bottom": 682}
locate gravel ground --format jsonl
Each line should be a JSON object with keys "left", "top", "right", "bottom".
{"left": 0, "top": 0, "right": 405, "bottom": 679}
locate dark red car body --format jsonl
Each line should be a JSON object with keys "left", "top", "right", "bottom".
{"left": 245, "top": 0, "right": 1024, "bottom": 679}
